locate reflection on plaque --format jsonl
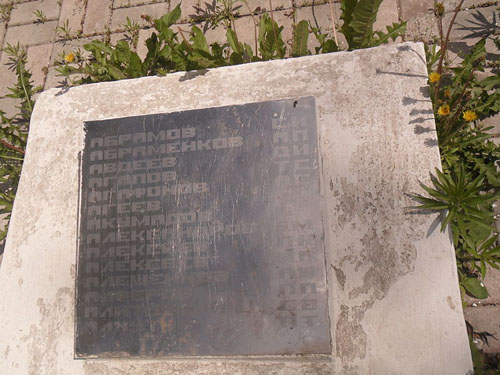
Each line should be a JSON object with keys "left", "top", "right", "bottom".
{"left": 75, "top": 97, "right": 330, "bottom": 357}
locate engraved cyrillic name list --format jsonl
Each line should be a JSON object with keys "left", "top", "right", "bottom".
{"left": 76, "top": 97, "right": 330, "bottom": 357}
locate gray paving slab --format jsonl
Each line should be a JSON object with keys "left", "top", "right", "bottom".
{"left": 4, "top": 19, "right": 57, "bottom": 46}
{"left": 204, "top": 10, "right": 294, "bottom": 52}
{"left": 465, "top": 268, "right": 500, "bottom": 306}
{"left": 235, "top": 0, "right": 293, "bottom": 15}
{"left": 114, "top": 0, "right": 168, "bottom": 8}
{"left": 444, "top": 5, "right": 499, "bottom": 42}
{"left": 136, "top": 27, "right": 152, "bottom": 59}
{"left": 0, "top": 21, "right": 6, "bottom": 52}
{"left": 0, "top": 50, "right": 18, "bottom": 97}
{"left": 43, "top": 64, "right": 77, "bottom": 89}
{"left": 399, "top": 0, "right": 433, "bottom": 21}
{"left": 26, "top": 43, "right": 52, "bottom": 89}
{"left": 464, "top": 305, "right": 500, "bottom": 353}
{"left": 83, "top": 0, "right": 112, "bottom": 34}
{"left": 297, "top": 0, "right": 335, "bottom": 10}
{"left": 173, "top": 0, "right": 201, "bottom": 21}
{"left": 0, "top": 96, "right": 21, "bottom": 118}
{"left": 374, "top": 0, "right": 400, "bottom": 31}
{"left": 295, "top": 3, "right": 347, "bottom": 50}
{"left": 58, "top": 0, "right": 87, "bottom": 35}
{"left": 9, "top": 0, "right": 60, "bottom": 25}
{"left": 443, "top": 0, "right": 499, "bottom": 12}
{"left": 110, "top": 2, "right": 169, "bottom": 30}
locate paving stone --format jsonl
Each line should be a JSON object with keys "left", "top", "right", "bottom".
{"left": 50, "top": 35, "right": 103, "bottom": 65}
{"left": 0, "top": 50, "right": 17, "bottom": 97}
{"left": 374, "top": 0, "right": 400, "bottom": 32}
{"left": 399, "top": 0, "right": 433, "bottom": 21}
{"left": 9, "top": 0, "right": 60, "bottom": 25}
{"left": 405, "top": 12, "right": 438, "bottom": 42}
{"left": 114, "top": 0, "right": 167, "bottom": 8}
{"left": 136, "top": 27, "right": 152, "bottom": 59}
{"left": 58, "top": 0, "right": 86, "bottom": 35}
{"left": 444, "top": 6, "right": 499, "bottom": 42}
{"left": 43, "top": 65, "right": 67, "bottom": 89}
{"left": 110, "top": 2, "right": 169, "bottom": 30}
{"left": 237, "top": 0, "right": 293, "bottom": 15}
{"left": 204, "top": 10, "right": 294, "bottom": 52}
{"left": 83, "top": 0, "right": 112, "bottom": 34}
{"left": 294, "top": 0, "right": 330, "bottom": 12}
{"left": 464, "top": 305, "right": 500, "bottom": 354}
{"left": 465, "top": 269, "right": 500, "bottom": 306}
{"left": 172, "top": 0, "right": 201, "bottom": 22}
{"left": 0, "top": 96, "right": 21, "bottom": 118}
{"left": 0, "top": 21, "right": 6, "bottom": 53}
{"left": 26, "top": 43, "right": 52, "bottom": 89}
{"left": 4, "top": 19, "right": 57, "bottom": 46}
{"left": 443, "top": 0, "right": 499, "bottom": 12}
{"left": 295, "top": 3, "right": 347, "bottom": 50}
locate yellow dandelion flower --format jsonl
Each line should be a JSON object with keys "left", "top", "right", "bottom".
{"left": 64, "top": 52, "right": 75, "bottom": 63}
{"left": 444, "top": 88, "right": 451, "bottom": 98}
{"left": 438, "top": 104, "right": 450, "bottom": 116}
{"left": 463, "top": 110, "right": 477, "bottom": 122}
{"left": 429, "top": 72, "right": 441, "bottom": 83}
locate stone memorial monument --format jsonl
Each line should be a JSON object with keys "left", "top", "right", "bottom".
{"left": 0, "top": 42, "right": 473, "bottom": 374}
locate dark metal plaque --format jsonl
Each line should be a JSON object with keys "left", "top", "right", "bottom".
{"left": 75, "top": 97, "right": 330, "bottom": 357}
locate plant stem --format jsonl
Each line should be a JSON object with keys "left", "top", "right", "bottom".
{"left": 17, "top": 61, "right": 33, "bottom": 116}
{"left": 0, "top": 139, "right": 25, "bottom": 154}
{"left": 327, "top": 0, "right": 338, "bottom": 47}
{"left": 436, "top": 0, "right": 465, "bottom": 78}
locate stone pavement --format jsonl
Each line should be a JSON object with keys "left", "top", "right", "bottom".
{"left": 0, "top": 0, "right": 499, "bottom": 353}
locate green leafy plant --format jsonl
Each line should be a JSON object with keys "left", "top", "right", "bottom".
{"left": 413, "top": 3, "right": 500, "bottom": 369}
{"left": 0, "top": 2, "right": 13, "bottom": 22}
{"left": 340, "top": 0, "right": 406, "bottom": 50}
{"left": 416, "top": 1, "right": 500, "bottom": 301}
{"left": 33, "top": 9, "right": 48, "bottom": 24}
{"left": 0, "top": 43, "right": 39, "bottom": 242}
{"left": 56, "top": 1, "right": 406, "bottom": 85}
{"left": 56, "top": 19, "right": 76, "bottom": 40}
{"left": 123, "top": 17, "right": 141, "bottom": 50}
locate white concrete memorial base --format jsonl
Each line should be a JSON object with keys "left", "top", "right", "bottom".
{"left": 0, "top": 42, "right": 472, "bottom": 374}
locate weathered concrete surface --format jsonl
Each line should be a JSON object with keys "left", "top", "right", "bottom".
{"left": 0, "top": 42, "right": 472, "bottom": 374}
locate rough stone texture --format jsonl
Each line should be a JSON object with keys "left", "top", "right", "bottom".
{"left": 4, "top": 19, "right": 57, "bottom": 46}
{"left": 9, "top": 0, "right": 60, "bottom": 25}
{"left": 464, "top": 305, "right": 500, "bottom": 354}
{"left": 0, "top": 42, "right": 472, "bottom": 374}
{"left": 82, "top": 0, "right": 112, "bottom": 34}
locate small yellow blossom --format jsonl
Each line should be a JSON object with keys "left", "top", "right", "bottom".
{"left": 429, "top": 72, "right": 441, "bottom": 83}
{"left": 444, "top": 88, "right": 451, "bottom": 98}
{"left": 438, "top": 104, "right": 450, "bottom": 116}
{"left": 463, "top": 110, "right": 477, "bottom": 122}
{"left": 64, "top": 52, "right": 75, "bottom": 63}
